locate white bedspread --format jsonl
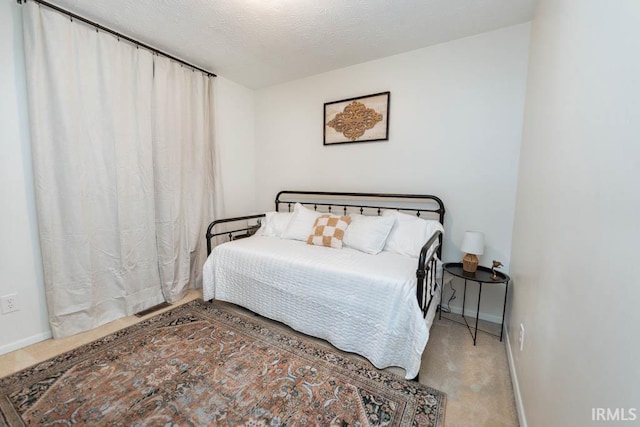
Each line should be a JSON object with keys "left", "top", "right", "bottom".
{"left": 203, "top": 236, "right": 437, "bottom": 379}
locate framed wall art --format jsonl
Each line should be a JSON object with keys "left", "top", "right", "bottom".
{"left": 323, "top": 91, "right": 390, "bottom": 145}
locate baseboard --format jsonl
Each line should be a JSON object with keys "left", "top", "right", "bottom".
{"left": 0, "top": 331, "right": 52, "bottom": 356}
{"left": 443, "top": 304, "right": 503, "bottom": 324}
{"left": 505, "top": 324, "right": 528, "bottom": 427}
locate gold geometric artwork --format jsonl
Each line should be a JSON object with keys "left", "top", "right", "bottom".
{"left": 326, "top": 101, "right": 383, "bottom": 141}
{"left": 323, "top": 92, "right": 390, "bottom": 145}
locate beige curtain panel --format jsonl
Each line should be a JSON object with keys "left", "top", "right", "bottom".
{"left": 152, "top": 56, "right": 217, "bottom": 304}
{"left": 21, "top": 2, "right": 221, "bottom": 338}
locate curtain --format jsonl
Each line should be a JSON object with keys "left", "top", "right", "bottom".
{"left": 22, "top": 2, "right": 220, "bottom": 338}
{"left": 152, "top": 56, "right": 217, "bottom": 303}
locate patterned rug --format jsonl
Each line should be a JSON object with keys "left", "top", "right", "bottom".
{"left": 0, "top": 300, "right": 446, "bottom": 426}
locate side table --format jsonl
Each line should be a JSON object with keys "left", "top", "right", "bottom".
{"left": 440, "top": 262, "right": 510, "bottom": 345}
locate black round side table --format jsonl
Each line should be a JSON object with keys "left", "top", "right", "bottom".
{"left": 440, "top": 262, "right": 510, "bottom": 345}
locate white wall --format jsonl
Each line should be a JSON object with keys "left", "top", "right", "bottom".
{"left": 0, "top": 0, "right": 51, "bottom": 354}
{"left": 214, "top": 76, "right": 256, "bottom": 217}
{"left": 508, "top": 1, "right": 640, "bottom": 426}
{"left": 0, "top": 2, "right": 256, "bottom": 354}
{"left": 255, "top": 23, "right": 531, "bottom": 320}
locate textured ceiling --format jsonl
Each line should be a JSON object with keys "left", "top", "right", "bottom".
{"left": 44, "top": 0, "right": 536, "bottom": 89}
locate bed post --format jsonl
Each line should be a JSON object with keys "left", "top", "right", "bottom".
{"left": 416, "top": 269, "right": 426, "bottom": 312}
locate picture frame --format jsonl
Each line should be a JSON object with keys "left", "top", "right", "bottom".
{"left": 323, "top": 91, "right": 390, "bottom": 145}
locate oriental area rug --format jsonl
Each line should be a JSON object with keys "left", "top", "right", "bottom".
{"left": 0, "top": 300, "right": 445, "bottom": 426}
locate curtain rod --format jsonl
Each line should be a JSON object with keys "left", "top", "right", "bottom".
{"left": 17, "top": 0, "right": 217, "bottom": 78}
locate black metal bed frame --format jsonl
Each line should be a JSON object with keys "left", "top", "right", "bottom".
{"left": 205, "top": 190, "right": 445, "bottom": 317}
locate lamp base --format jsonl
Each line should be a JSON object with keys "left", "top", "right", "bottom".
{"left": 463, "top": 253, "right": 479, "bottom": 273}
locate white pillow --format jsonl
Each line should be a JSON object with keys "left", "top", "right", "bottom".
{"left": 383, "top": 210, "right": 444, "bottom": 258}
{"left": 424, "top": 220, "right": 445, "bottom": 255}
{"left": 282, "top": 203, "right": 322, "bottom": 241}
{"left": 344, "top": 214, "right": 395, "bottom": 254}
{"left": 260, "top": 211, "right": 293, "bottom": 238}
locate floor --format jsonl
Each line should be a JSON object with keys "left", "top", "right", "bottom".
{"left": 0, "top": 290, "right": 518, "bottom": 426}
{"left": 422, "top": 314, "right": 519, "bottom": 426}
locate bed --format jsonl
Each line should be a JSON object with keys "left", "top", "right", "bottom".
{"left": 203, "top": 191, "right": 445, "bottom": 379}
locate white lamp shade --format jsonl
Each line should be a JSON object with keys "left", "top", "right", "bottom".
{"left": 461, "top": 231, "right": 484, "bottom": 255}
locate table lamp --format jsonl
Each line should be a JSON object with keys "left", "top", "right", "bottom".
{"left": 461, "top": 231, "right": 484, "bottom": 273}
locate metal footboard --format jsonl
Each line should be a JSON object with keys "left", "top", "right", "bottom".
{"left": 206, "top": 214, "right": 265, "bottom": 255}
{"left": 417, "top": 230, "right": 442, "bottom": 317}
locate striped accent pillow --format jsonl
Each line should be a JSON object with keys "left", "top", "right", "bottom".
{"left": 306, "top": 214, "right": 352, "bottom": 249}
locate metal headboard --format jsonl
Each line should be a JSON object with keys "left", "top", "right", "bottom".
{"left": 274, "top": 190, "right": 445, "bottom": 258}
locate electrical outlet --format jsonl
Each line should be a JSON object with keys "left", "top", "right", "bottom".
{"left": 1, "top": 294, "right": 19, "bottom": 314}
{"left": 519, "top": 323, "right": 525, "bottom": 351}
